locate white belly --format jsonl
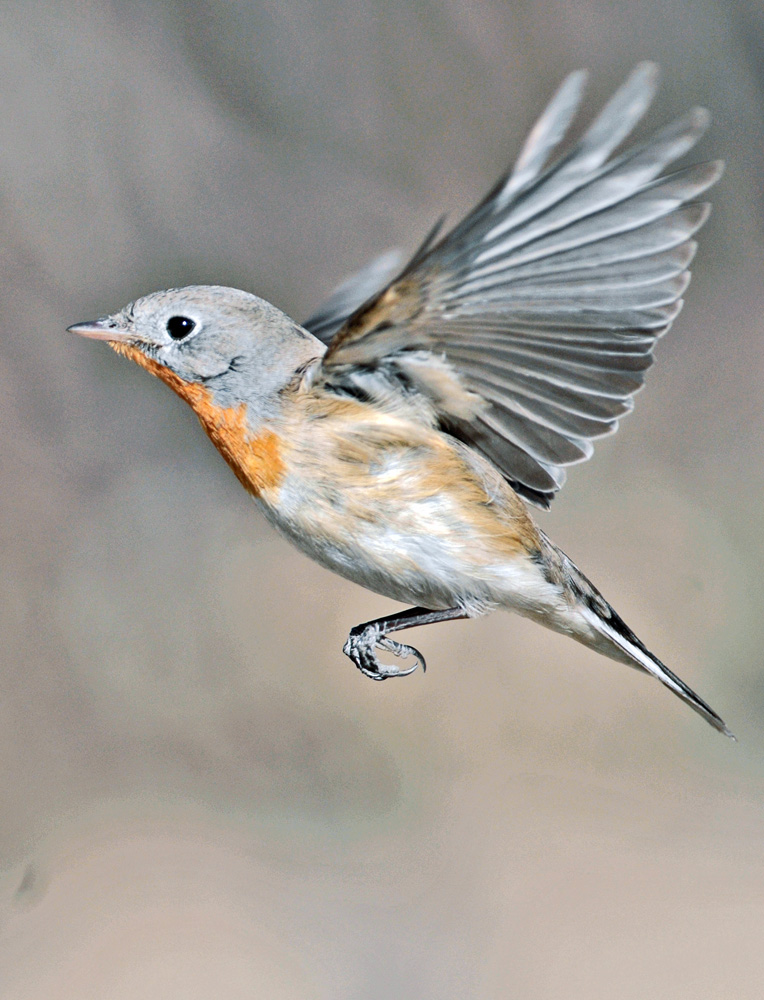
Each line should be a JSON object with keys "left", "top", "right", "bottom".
{"left": 257, "top": 478, "right": 562, "bottom": 620}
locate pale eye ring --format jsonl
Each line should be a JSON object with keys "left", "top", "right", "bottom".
{"left": 166, "top": 315, "right": 196, "bottom": 340}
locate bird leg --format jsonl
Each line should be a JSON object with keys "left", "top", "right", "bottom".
{"left": 343, "top": 606, "right": 468, "bottom": 680}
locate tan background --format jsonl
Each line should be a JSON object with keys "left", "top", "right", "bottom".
{"left": 1, "top": 1, "right": 764, "bottom": 997}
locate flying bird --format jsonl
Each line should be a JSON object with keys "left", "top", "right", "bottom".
{"left": 70, "top": 63, "right": 731, "bottom": 736}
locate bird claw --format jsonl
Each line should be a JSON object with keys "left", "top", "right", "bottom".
{"left": 343, "top": 624, "right": 427, "bottom": 680}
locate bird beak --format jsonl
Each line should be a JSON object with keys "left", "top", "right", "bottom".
{"left": 67, "top": 318, "right": 132, "bottom": 342}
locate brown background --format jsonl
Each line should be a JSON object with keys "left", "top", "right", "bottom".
{"left": 1, "top": 1, "right": 764, "bottom": 997}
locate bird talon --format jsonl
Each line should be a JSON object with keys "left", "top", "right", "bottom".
{"left": 344, "top": 625, "right": 425, "bottom": 680}
{"left": 379, "top": 637, "right": 426, "bottom": 674}
{"left": 378, "top": 637, "right": 407, "bottom": 658}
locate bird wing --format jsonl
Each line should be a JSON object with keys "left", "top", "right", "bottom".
{"left": 315, "top": 63, "right": 722, "bottom": 507}
{"left": 303, "top": 249, "right": 406, "bottom": 345}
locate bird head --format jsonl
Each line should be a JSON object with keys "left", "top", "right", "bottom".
{"left": 69, "top": 285, "right": 324, "bottom": 418}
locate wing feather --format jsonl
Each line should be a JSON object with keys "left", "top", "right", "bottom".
{"left": 302, "top": 249, "right": 405, "bottom": 345}
{"left": 316, "top": 64, "right": 722, "bottom": 506}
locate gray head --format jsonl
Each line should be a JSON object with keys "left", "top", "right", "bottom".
{"left": 69, "top": 285, "right": 324, "bottom": 414}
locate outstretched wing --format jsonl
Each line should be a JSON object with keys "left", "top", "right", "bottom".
{"left": 316, "top": 63, "right": 722, "bottom": 507}
{"left": 303, "top": 249, "right": 405, "bottom": 345}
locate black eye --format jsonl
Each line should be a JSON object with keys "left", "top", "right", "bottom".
{"left": 166, "top": 315, "right": 196, "bottom": 340}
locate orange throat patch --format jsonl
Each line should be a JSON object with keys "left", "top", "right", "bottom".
{"left": 111, "top": 342, "right": 285, "bottom": 497}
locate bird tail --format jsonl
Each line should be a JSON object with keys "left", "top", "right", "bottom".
{"left": 577, "top": 597, "right": 734, "bottom": 739}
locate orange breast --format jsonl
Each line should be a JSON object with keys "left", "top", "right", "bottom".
{"left": 111, "top": 343, "right": 285, "bottom": 497}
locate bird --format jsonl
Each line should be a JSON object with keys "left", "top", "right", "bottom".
{"left": 70, "top": 62, "right": 732, "bottom": 737}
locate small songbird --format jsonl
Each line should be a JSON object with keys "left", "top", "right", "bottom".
{"left": 70, "top": 63, "right": 732, "bottom": 736}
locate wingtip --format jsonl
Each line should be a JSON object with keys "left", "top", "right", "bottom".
{"left": 563, "top": 67, "right": 590, "bottom": 92}
{"left": 621, "top": 61, "right": 661, "bottom": 103}
{"left": 634, "top": 59, "right": 660, "bottom": 76}
{"left": 707, "top": 158, "right": 726, "bottom": 183}
{"left": 688, "top": 105, "right": 712, "bottom": 130}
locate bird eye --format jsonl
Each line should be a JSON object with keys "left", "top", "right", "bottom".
{"left": 166, "top": 315, "right": 196, "bottom": 340}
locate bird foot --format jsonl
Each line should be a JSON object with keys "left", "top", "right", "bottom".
{"left": 343, "top": 622, "right": 427, "bottom": 680}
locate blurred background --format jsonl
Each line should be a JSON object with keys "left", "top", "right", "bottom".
{"left": 1, "top": 1, "right": 763, "bottom": 997}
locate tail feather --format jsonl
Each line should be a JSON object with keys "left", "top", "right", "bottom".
{"left": 530, "top": 532, "right": 732, "bottom": 737}
{"left": 579, "top": 601, "right": 734, "bottom": 739}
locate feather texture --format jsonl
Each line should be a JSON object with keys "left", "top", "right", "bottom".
{"left": 303, "top": 249, "right": 405, "bottom": 345}
{"left": 315, "top": 64, "right": 722, "bottom": 506}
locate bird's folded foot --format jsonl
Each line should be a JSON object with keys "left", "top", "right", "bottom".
{"left": 343, "top": 622, "right": 426, "bottom": 680}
